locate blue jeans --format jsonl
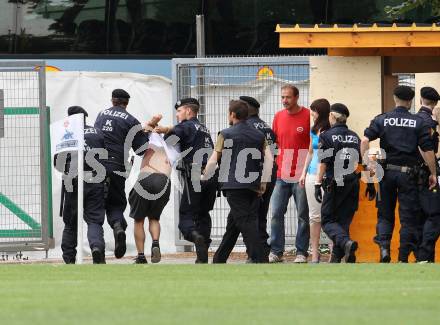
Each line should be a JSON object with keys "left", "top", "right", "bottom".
{"left": 270, "top": 179, "right": 310, "bottom": 256}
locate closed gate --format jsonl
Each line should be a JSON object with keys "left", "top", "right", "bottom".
{"left": 172, "top": 56, "right": 315, "bottom": 248}
{"left": 0, "top": 61, "right": 52, "bottom": 252}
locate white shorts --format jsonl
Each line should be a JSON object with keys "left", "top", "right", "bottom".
{"left": 305, "top": 173, "right": 323, "bottom": 224}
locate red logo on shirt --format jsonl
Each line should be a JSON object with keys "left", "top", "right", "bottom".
{"left": 297, "top": 127, "right": 304, "bottom": 133}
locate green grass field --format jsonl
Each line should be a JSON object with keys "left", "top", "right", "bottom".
{"left": 1, "top": 264, "right": 440, "bottom": 324}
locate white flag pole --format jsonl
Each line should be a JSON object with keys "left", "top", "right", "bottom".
{"left": 77, "top": 114, "right": 85, "bottom": 265}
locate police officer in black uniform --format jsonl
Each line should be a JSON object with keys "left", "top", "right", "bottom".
{"left": 155, "top": 97, "right": 217, "bottom": 263}
{"left": 94, "top": 89, "right": 150, "bottom": 259}
{"left": 240, "top": 96, "right": 277, "bottom": 262}
{"left": 416, "top": 87, "right": 440, "bottom": 262}
{"left": 55, "top": 106, "right": 107, "bottom": 264}
{"left": 361, "top": 85, "right": 437, "bottom": 263}
{"left": 204, "top": 99, "right": 273, "bottom": 263}
{"left": 315, "top": 103, "right": 362, "bottom": 263}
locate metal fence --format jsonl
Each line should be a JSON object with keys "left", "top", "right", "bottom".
{"left": 0, "top": 61, "right": 52, "bottom": 252}
{"left": 172, "top": 56, "right": 315, "bottom": 248}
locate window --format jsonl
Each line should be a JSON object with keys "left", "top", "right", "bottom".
{"left": 0, "top": 1, "right": 438, "bottom": 57}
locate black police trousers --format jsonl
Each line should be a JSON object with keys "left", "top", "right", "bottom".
{"left": 213, "top": 189, "right": 266, "bottom": 263}
{"left": 179, "top": 175, "right": 217, "bottom": 246}
{"left": 105, "top": 168, "right": 128, "bottom": 230}
{"left": 62, "top": 179, "right": 105, "bottom": 263}
{"left": 321, "top": 175, "right": 359, "bottom": 259}
{"left": 375, "top": 170, "right": 420, "bottom": 261}
{"left": 417, "top": 186, "right": 440, "bottom": 262}
{"left": 246, "top": 179, "right": 275, "bottom": 260}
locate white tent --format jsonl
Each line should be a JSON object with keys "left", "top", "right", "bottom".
{"left": 47, "top": 71, "right": 176, "bottom": 259}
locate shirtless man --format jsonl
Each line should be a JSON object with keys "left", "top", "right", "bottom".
{"left": 129, "top": 115, "right": 174, "bottom": 264}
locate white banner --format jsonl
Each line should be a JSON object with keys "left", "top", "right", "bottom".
{"left": 50, "top": 114, "right": 84, "bottom": 155}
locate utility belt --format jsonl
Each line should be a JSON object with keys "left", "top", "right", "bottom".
{"left": 322, "top": 172, "right": 359, "bottom": 192}
{"left": 383, "top": 162, "right": 421, "bottom": 183}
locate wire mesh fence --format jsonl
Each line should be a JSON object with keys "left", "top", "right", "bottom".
{"left": 0, "top": 62, "right": 51, "bottom": 251}
{"left": 172, "top": 56, "right": 328, "bottom": 248}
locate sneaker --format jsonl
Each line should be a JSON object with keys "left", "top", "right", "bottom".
{"left": 379, "top": 246, "right": 391, "bottom": 263}
{"left": 293, "top": 254, "right": 308, "bottom": 263}
{"left": 113, "top": 223, "right": 126, "bottom": 259}
{"left": 134, "top": 255, "right": 148, "bottom": 264}
{"left": 269, "top": 252, "right": 283, "bottom": 263}
{"left": 151, "top": 246, "right": 161, "bottom": 264}
{"left": 344, "top": 240, "right": 358, "bottom": 263}
{"left": 91, "top": 247, "right": 106, "bottom": 264}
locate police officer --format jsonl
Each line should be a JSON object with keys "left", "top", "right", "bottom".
{"left": 155, "top": 98, "right": 217, "bottom": 263}
{"left": 203, "top": 99, "right": 273, "bottom": 263}
{"left": 315, "top": 103, "right": 362, "bottom": 263}
{"left": 94, "top": 89, "right": 150, "bottom": 259}
{"left": 55, "top": 106, "right": 107, "bottom": 264}
{"left": 416, "top": 87, "right": 440, "bottom": 262}
{"left": 240, "top": 96, "right": 277, "bottom": 262}
{"left": 361, "top": 85, "right": 437, "bottom": 263}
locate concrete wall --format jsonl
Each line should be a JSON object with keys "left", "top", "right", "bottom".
{"left": 309, "top": 56, "right": 382, "bottom": 138}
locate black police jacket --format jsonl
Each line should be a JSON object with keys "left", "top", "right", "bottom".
{"left": 364, "top": 106, "right": 433, "bottom": 166}
{"left": 167, "top": 117, "right": 213, "bottom": 166}
{"left": 219, "top": 121, "right": 265, "bottom": 191}
{"left": 416, "top": 106, "right": 439, "bottom": 156}
{"left": 319, "top": 123, "right": 361, "bottom": 179}
{"left": 94, "top": 106, "right": 149, "bottom": 167}
{"left": 246, "top": 115, "right": 277, "bottom": 182}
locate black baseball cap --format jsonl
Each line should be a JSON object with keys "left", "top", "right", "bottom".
{"left": 112, "top": 88, "right": 130, "bottom": 99}
{"left": 239, "top": 96, "right": 260, "bottom": 109}
{"left": 175, "top": 97, "right": 199, "bottom": 110}
{"left": 421, "top": 86, "right": 440, "bottom": 101}
{"left": 67, "top": 106, "right": 88, "bottom": 117}
{"left": 330, "top": 103, "right": 349, "bottom": 117}
{"left": 394, "top": 85, "right": 415, "bottom": 101}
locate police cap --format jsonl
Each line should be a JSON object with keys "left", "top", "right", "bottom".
{"left": 175, "top": 97, "right": 199, "bottom": 110}
{"left": 330, "top": 103, "right": 349, "bottom": 117}
{"left": 393, "top": 85, "right": 414, "bottom": 101}
{"left": 239, "top": 96, "right": 260, "bottom": 109}
{"left": 112, "top": 88, "right": 130, "bottom": 99}
{"left": 67, "top": 106, "right": 88, "bottom": 117}
{"left": 421, "top": 86, "right": 440, "bottom": 101}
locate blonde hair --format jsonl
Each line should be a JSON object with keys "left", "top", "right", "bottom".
{"left": 330, "top": 111, "right": 347, "bottom": 124}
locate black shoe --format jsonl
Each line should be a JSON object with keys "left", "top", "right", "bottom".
{"left": 92, "top": 247, "right": 106, "bottom": 264}
{"left": 113, "top": 223, "right": 126, "bottom": 259}
{"left": 344, "top": 240, "right": 358, "bottom": 263}
{"left": 329, "top": 253, "right": 342, "bottom": 263}
{"left": 380, "top": 247, "right": 391, "bottom": 263}
{"left": 151, "top": 246, "right": 161, "bottom": 264}
{"left": 192, "top": 231, "right": 208, "bottom": 263}
{"left": 63, "top": 256, "right": 76, "bottom": 264}
{"left": 134, "top": 255, "right": 148, "bottom": 264}
{"left": 246, "top": 257, "right": 256, "bottom": 264}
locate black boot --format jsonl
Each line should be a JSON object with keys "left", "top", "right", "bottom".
{"left": 380, "top": 246, "right": 391, "bottom": 263}
{"left": 113, "top": 222, "right": 126, "bottom": 259}
{"left": 91, "top": 247, "right": 106, "bottom": 264}
{"left": 63, "top": 256, "right": 76, "bottom": 264}
{"left": 192, "top": 231, "right": 208, "bottom": 263}
{"left": 344, "top": 240, "right": 358, "bottom": 263}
